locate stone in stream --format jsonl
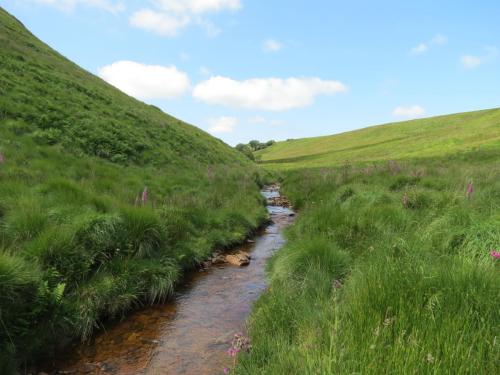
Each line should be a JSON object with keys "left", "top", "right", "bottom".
{"left": 211, "top": 255, "right": 226, "bottom": 265}
{"left": 225, "top": 251, "right": 251, "bottom": 266}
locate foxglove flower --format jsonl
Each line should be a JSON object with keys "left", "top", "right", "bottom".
{"left": 466, "top": 181, "right": 474, "bottom": 198}
{"left": 141, "top": 186, "right": 148, "bottom": 205}
{"left": 490, "top": 250, "right": 500, "bottom": 259}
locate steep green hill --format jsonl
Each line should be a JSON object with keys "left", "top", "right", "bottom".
{"left": 0, "top": 7, "right": 247, "bottom": 166}
{"left": 0, "top": 8, "right": 266, "bottom": 373}
{"left": 257, "top": 108, "right": 500, "bottom": 169}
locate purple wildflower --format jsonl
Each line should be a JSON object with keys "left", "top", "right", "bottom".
{"left": 465, "top": 181, "right": 474, "bottom": 199}
{"left": 141, "top": 186, "right": 148, "bottom": 205}
{"left": 490, "top": 250, "right": 500, "bottom": 259}
{"left": 223, "top": 367, "right": 230, "bottom": 374}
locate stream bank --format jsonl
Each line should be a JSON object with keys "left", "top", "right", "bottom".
{"left": 40, "top": 185, "right": 294, "bottom": 375}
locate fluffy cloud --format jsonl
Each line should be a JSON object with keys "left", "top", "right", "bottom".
{"left": 98, "top": 60, "right": 190, "bottom": 100}
{"left": 130, "top": 0, "right": 241, "bottom": 36}
{"left": 130, "top": 9, "right": 189, "bottom": 36}
{"left": 410, "top": 34, "right": 447, "bottom": 55}
{"left": 31, "top": 0, "right": 124, "bottom": 13}
{"left": 393, "top": 105, "right": 426, "bottom": 118}
{"left": 461, "top": 47, "right": 499, "bottom": 69}
{"left": 263, "top": 39, "right": 283, "bottom": 52}
{"left": 207, "top": 116, "right": 238, "bottom": 133}
{"left": 410, "top": 43, "right": 428, "bottom": 55}
{"left": 461, "top": 55, "right": 482, "bottom": 69}
{"left": 193, "top": 76, "right": 347, "bottom": 111}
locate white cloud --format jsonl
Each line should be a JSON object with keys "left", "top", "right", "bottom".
{"left": 409, "top": 34, "right": 447, "bottom": 55}
{"left": 263, "top": 39, "right": 283, "bottom": 52}
{"left": 461, "top": 46, "right": 499, "bottom": 69}
{"left": 130, "top": 9, "right": 190, "bottom": 36}
{"left": 461, "top": 55, "right": 482, "bottom": 69}
{"left": 130, "top": 0, "right": 241, "bottom": 37}
{"left": 393, "top": 105, "right": 426, "bottom": 118}
{"left": 98, "top": 60, "right": 190, "bottom": 100}
{"left": 410, "top": 43, "right": 428, "bottom": 55}
{"left": 193, "top": 76, "right": 348, "bottom": 111}
{"left": 207, "top": 116, "right": 238, "bottom": 133}
{"left": 31, "top": 0, "right": 124, "bottom": 13}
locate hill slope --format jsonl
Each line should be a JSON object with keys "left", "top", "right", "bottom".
{"left": 257, "top": 108, "right": 500, "bottom": 169}
{"left": 0, "top": 7, "right": 245, "bottom": 166}
{"left": 0, "top": 8, "right": 266, "bottom": 373}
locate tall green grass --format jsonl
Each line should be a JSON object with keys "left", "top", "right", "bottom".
{"left": 238, "top": 150, "right": 499, "bottom": 374}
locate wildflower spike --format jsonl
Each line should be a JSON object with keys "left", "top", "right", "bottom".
{"left": 142, "top": 186, "right": 148, "bottom": 205}
{"left": 490, "top": 250, "right": 500, "bottom": 259}
{"left": 465, "top": 181, "right": 474, "bottom": 199}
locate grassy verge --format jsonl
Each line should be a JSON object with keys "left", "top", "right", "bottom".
{"left": 237, "top": 150, "right": 499, "bottom": 374}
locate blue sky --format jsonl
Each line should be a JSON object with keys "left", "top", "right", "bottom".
{"left": 2, "top": 1, "right": 500, "bottom": 145}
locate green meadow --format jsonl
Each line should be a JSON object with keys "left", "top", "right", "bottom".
{"left": 256, "top": 108, "right": 500, "bottom": 169}
{"left": 238, "top": 121, "right": 500, "bottom": 373}
{"left": 0, "top": 8, "right": 267, "bottom": 373}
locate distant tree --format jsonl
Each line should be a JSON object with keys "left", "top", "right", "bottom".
{"left": 235, "top": 143, "right": 255, "bottom": 160}
{"left": 266, "top": 140, "right": 276, "bottom": 147}
{"left": 249, "top": 140, "right": 260, "bottom": 151}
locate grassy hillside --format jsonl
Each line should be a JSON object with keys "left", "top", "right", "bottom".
{"left": 257, "top": 108, "right": 500, "bottom": 169}
{"left": 0, "top": 8, "right": 246, "bottom": 166}
{"left": 236, "top": 115, "right": 500, "bottom": 373}
{"left": 0, "top": 8, "right": 267, "bottom": 373}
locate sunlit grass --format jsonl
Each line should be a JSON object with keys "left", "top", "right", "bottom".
{"left": 239, "top": 151, "right": 500, "bottom": 374}
{"left": 256, "top": 108, "right": 500, "bottom": 169}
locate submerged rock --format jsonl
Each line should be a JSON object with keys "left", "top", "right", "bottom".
{"left": 225, "top": 251, "right": 251, "bottom": 266}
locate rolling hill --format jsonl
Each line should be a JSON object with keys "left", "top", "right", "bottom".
{"left": 0, "top": 7, "right": 266, "bottom": 373}
{"left": 257, "top": 108, "right": 500, "bottom": 169}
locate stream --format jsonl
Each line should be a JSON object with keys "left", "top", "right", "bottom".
{"left": 43, "top": 186, "right": 295, "bottom": 375}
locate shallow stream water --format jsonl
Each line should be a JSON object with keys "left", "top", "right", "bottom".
{"left": 44, "top": 186, "right": 294, "bottom": 375}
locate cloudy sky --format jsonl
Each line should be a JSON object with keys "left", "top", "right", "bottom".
{"left": 3, "top": 1, "right": 500, "bottom": 145}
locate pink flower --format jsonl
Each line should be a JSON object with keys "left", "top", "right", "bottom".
{"left": 141, "top": 186, "right": 148, "bottom": 205}
{"left": 490, "top": 250, "right": 500, "bottom": 259}
{"left": 223, "top": 368, "right": 230, "bottom": 374}
{"left": 466, "top": 181, "right": 474, "bottom": 198}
